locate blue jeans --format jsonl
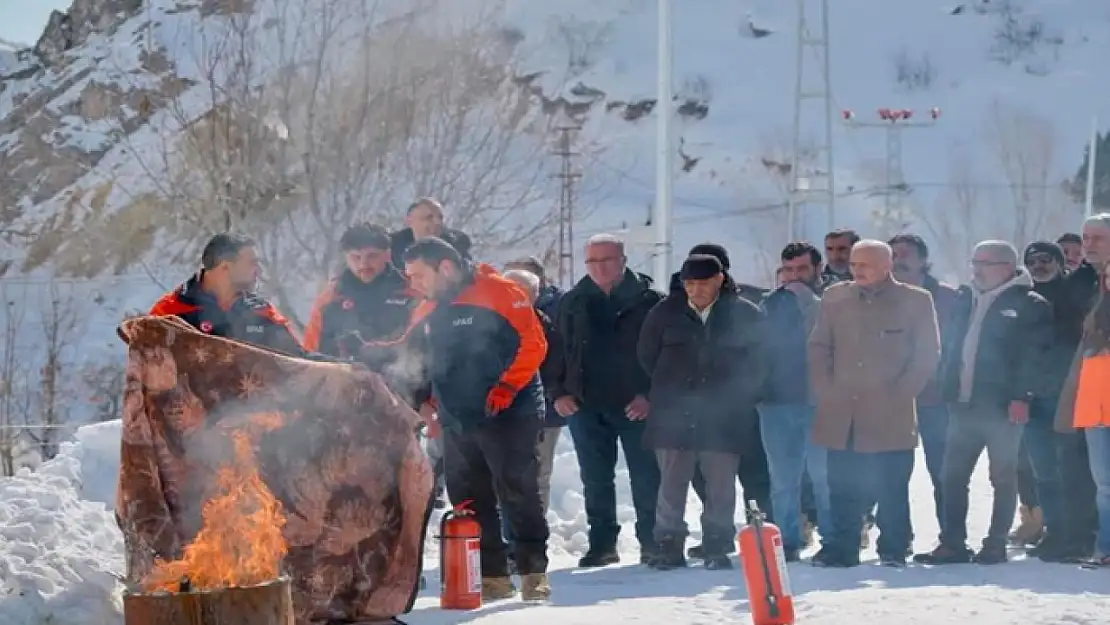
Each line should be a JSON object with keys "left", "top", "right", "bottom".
{"left": 567, "top": 406, "right": 660, "bottom": 550}
{"left": 1084, "top": 427, "right": 1110, "bottom": 555}
{"left": 828, "top": 445, "right": 914, "bottom": 558}
{"left": 917, "top": 404, "right": 950, "bottom": 529}
{"left": 1024, "top": 398, "right": 1064, "bottom": 536}
{"left": 758, "top": 404, "right": 831, "bottom": 551}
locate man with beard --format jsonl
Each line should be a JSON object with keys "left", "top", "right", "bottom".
{"left": 150, "top": 233, "right": 304, "bottom": 356}
{"left": 1014, "top": 241, "right": 1073, "bottom": 559}
{"left": 549, "top": 233, "right": 662, "bottom": 567}
{"left": 915, "top": 241, "right": 1053, "bottom": 565}
{"left": 398, "top": 237, "right": 550, "bottom": 600}
{"left": 390, "top": 197, "right": 473, "bottom": 268}
{"left": 809, "top": 240, "right": 940, "bottom": 567}
{"left": 1057, "top": 233, "right": 1083, "bottom": 271}
{"left": 888, "top": 234, "right": 958, "bottom": 539}
{"left": 303, "top": 223, "right": 417, "bottom": 356}
{"left": 637, "top": 255, "right": 765, "bottom": 570}
{"left": 822, "top": 229, "right": 859, "bottom": 283}
{"left": 757, "top": 241, "right": 832, "bottom": 561}
{"left": 1050, "top": 214, "right": 1110, "bottom": 560}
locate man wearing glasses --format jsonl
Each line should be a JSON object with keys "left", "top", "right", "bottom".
{"left": 915, "top": 240, "right": 1054, "bottom": 565}
{"left": 548, "top": 233, "right": 663, "bottom": 568}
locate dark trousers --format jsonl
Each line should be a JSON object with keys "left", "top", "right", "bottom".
{"left": 826, "top": 442, "right": 914, "bottom": 559}
{"left": 443, "top": 415, "right": 549, "bottom": 577}
{"left": 1023, "top": 398, "right": 1064, "bottom": 535}
{"left": 940, "top": 404, "right": 1024, "bottom": 549}
{"left": 566, "top": 406, "right": 660, "bottom": 550}
{"left": 1017, "top": 438, "right": 1038, "bottom": 508}
{"left": 691, "top": 425, "right": 773, "bottom": 522}
{"left": 917, "top": 404, "right": 950, "bottom": 530}
{"left": 1057, "top": 430, "right": 1099, "bottom": 550}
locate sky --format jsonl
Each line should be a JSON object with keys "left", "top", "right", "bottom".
{"left": 0, "top": 0, "right": 70, "bottom": 47}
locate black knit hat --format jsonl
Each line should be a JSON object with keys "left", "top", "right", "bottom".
{"left": 1023, "top": 241, "right": 1065, "bottom": 267}
{"left": 680, "top": 254, "right": 723, "bottom": 281}
{"left": 688, "top": 243, "right": 730, "bottom": 271}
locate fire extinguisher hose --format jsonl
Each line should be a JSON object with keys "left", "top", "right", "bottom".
{"left": 438, "top": 510, "right": 454, "bottom": 588}
{"left": 749, "top": 502, "right": 781, "bottom": 619}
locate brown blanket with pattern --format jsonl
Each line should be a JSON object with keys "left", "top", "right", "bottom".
{"left": 115, "top": 315, "right": 434, "bottom": 624}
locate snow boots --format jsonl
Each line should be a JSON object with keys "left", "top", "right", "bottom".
{"left": 482, "top": 576, "right": 516, "bottom": 600}
{"left": 648, "top": 535, "right": 688, "bottom": 570}
{"left": 521, "top": 573, "right": 552, "bottom": 601}
{"left": 1008, "top": 505, "right": 1044, "bottom": 546}
{"left": 578, "top": 546, "right": 620, "bottom": 568}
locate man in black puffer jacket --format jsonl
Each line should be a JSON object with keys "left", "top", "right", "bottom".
{"left": 638, "top": 255, "right": 766, "bottom": 570}
{"left": 548, "top": 233, "right": 662, "bottom": 567}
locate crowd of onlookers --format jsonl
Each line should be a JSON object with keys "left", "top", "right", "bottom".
{"left": 146, "top": 196, "right": 1110, "bottom": 603}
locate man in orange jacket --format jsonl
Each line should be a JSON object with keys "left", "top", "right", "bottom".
{"left": 149, "top": 233, "right": 304, "bottom": 356}
{"left": 370, "top": 236, "right": 550, "bottom": 601}
{"left": 302, "top": 223, "right": 417, "bottom": 356}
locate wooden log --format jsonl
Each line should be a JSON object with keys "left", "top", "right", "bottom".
{"left": 123, "top": 576, "right": 294, "bottom": 625}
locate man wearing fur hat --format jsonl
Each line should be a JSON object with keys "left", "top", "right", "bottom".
{"left": 638, "top": 254, "right": 766, "bottom": 570}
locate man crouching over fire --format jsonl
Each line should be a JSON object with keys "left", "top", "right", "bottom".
{"left": 389, "top": 237, "right": 551, "bottom": 601}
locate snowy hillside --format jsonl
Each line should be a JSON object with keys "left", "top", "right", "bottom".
{"left": 1, "top": 0, "right": 1109, "bottom": 445}
{"left": 2, "top": 0, "right": 1108, "bottom": 285}
{"left": 3, "top": 419, "right": 1109, "bottom": 625}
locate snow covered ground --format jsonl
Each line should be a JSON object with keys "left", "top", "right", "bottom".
{"left": 2, "top": 419, "right": 1108, "bottom": 625}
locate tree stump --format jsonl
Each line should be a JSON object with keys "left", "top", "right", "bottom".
{"left": 123, "top": 577, "right": 293, "bottom": 625}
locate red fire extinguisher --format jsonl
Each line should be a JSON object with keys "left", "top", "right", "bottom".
{"left": 439, "top": 499, "right": 483, "bottom": 610}
{"left": 738, "top": 500, "right": 796, "bottom": 625}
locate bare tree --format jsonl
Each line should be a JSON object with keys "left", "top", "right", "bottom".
{"left": 121, "top": 0, "right": 557, "bottom": 325}
{"left": 0, "top": 280, "right": 26, "bottom": 476}
{"left": 916, "top": 151, "right": 985, "bottom": 280}
{"left": 25, "top": 281, "right": 83, "bottom": 460}
{"left": 984, "top": 99, "right": 1071, "bottom": 245}
{"left": 916, "top": 104, "right": 1073, "bottom": 280}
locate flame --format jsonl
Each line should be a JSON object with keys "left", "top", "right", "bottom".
{"left": 141, "top": 430, "right": 287, "bottom": 592}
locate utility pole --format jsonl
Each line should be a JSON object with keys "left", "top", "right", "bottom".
{"left": 1085, "top": 116, "right": 1099, "bottom": 218}
{"left": 551, "top": 125, "right": 582, "bottom": 288}
{"left": 788, "top": 0, "right": 836, "bottom": 241}
{"left": 653, "top": 0, "right": 674, "bottom": 286}
{"left": 843, "top": 107, "right": 941, "bottom": 227}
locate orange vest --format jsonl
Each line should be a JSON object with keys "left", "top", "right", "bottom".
{"left": 1073, "top": 352, "right": 1110, "bottom": 428}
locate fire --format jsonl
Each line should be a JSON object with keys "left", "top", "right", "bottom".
{"left": 141, "top": 431, "right": 287, "bottom": 592}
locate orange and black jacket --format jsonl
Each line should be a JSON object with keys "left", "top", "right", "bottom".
{"left": 149, "top": 272, "right": 305, "bottom": 357}
{"left": 391, "top": 263, "right": 547, "bottom": 431}
{"left": 302, "top": 267, "right": 417, "bottom": 357}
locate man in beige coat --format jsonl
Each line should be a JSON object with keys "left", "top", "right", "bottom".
{"left": 807, "top": 240, "right": 941, "bottom": 568}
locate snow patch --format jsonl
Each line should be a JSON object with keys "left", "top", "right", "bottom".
{"left": 0, "top": 423, "right": 124, "bottom": 625}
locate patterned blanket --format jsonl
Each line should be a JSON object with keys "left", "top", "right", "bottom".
{"left": 115, "top": 315, "right": 434, "bottom": 624}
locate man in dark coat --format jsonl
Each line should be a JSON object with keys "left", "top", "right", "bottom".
{"left": 638, "top": 255, "right": 765, "bottom": 570}
{"left": 915, "top": 240, "right": 1054, "bottom": 566}
{"left": 1012, "top": 241, "right": 1071, "bottom": 555}
{"left": 671, "top": 243, "right": 772, "bottom": 560}
{"left": 390, "top": 197, "right": 473, "bottom": 267}
{"left": 888, "top": 233, "right": 959, "bottom": 541}
{"left": 758, "top": 241, "right": 832, "bottom": 562}
{"left": 1050, "top": 216, "right": 1110, "bottom": 560}
{"left": 549, "top": 233, "right": 663, "bottom": 567}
